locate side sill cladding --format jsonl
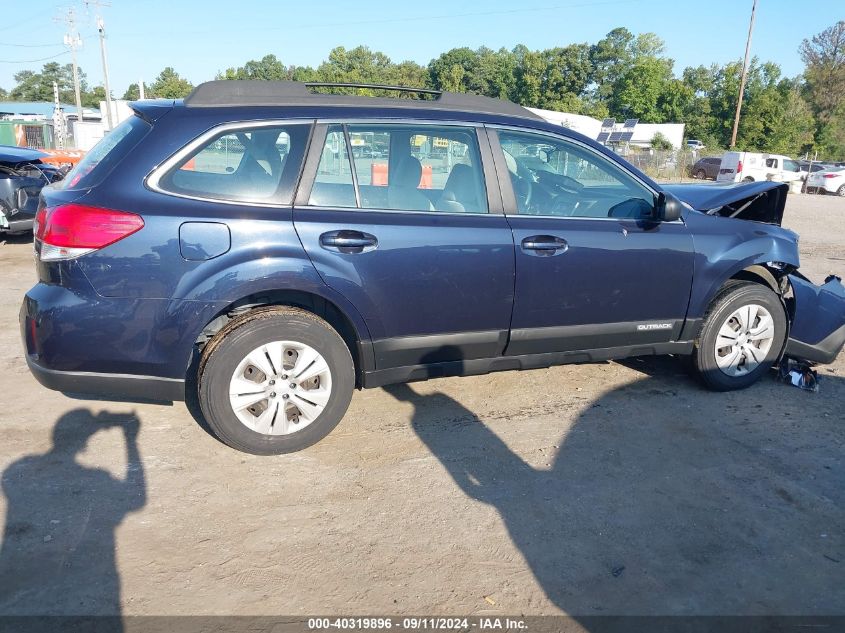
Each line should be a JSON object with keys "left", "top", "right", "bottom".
{"left": 363, "top": 341, "right": 694, "bottom": 388}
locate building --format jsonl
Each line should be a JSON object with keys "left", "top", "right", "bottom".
{"left": 0, "top": 101, "right": 102, "bottom": 150}
{"left": 526, "top": 107, "right": 686, "bottom": 151}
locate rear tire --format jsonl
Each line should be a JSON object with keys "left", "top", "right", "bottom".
{"left": 695, "top": 169, "right": 706, "bottom": 179}
{"left": 742, "top": 176, "right": 754, "bottom": 182}
{"left": 837, "top": 185, "right": 845, "bottom": 197}
{"left": 198, "top": 307, "right": 354, "bottom": 455}
{"left": 692, "top": 283, "right": 786, "bottom": 391}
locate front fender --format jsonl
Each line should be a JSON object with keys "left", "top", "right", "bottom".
{"left": 687, "top": 230, "right": 800, "bottom": 319}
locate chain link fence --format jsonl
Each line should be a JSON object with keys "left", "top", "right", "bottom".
{"left": 621, "top": 149, "right": 711, "bottom": 183}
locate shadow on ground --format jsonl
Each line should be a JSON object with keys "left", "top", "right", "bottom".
{"left": 0, "top": 409, "right": 145, "bottom": 619}
{"left": 385, "top": 354, "right": 844, "bottom": 616}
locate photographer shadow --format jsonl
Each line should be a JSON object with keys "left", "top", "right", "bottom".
{"left": 0, "top": 409, "right": 145, "bottom": 619}
{"left": 385, "top": 349, "right": 845, "bottom": 616}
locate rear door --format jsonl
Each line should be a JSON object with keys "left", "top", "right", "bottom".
{"left": 718, "top": 152, "right": 742, "bottom": 182}
{"left": 293, "top": 121, "right": 514, "bottom": 369}
{"left": 488, "top": 127, "right": 694, "bottom": 357}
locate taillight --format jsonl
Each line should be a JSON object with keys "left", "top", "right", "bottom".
{"left": 737, "top": 160, "right": 743, "bottom": 173}
{"left": 36, "top": 204, "right": 144, "bottom": 261}
{"left": 823, "top": 174, "right": 838, "bottom": 179}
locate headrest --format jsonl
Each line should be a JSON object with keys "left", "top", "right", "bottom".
{"left": 393, "top": 153, "right": 422, "bottom": 188}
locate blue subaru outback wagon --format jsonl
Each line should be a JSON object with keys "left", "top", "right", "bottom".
{"left": 21, "top": 81, "right": 845, "bottom": 454}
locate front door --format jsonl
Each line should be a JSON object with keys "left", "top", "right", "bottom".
{"left": 294, "top": 122, "right": 514, "bottom": 369}
{"left": 489, "top": 128, "right": 695, "bottom": 356}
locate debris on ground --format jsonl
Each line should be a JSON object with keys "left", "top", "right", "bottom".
{"left": 778, "top": 359, "right": 820, "bottom": 392}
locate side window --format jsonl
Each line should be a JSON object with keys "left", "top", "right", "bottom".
{"left": 308, "top": 123, "right": 488, "bottom": 214}
{"left": 765, "top": 158, "right": 778, "bottom": 169}
{"left": 498, "top": 130, "right": 656, "bottom": 219}
{"left": 309, "top": 125, "right": 356, "bottom": 208}
{"left": 158, "top": 124, "right": 309, "bottom": 204}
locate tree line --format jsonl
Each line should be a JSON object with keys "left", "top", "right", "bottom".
{"left": 2, "top": 22, "right": 843, "bottom": 159}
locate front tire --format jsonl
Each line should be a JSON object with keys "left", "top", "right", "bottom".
{"left": 695, "top": 169, "right": 706, "bottom": 179}
{"left": 837, "top": 185, "right": 845, "bottom": 197}
{"left": 198, "top": 307, "right": 354, "bottom": 455}
{"left": 692, "top": 283, "right": 786, "bottom": 391}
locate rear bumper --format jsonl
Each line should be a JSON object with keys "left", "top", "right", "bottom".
{"left": 786, "top": 274, "right": 845, "bottom": 364}
{"left": 26, "top": 354, "right": 185, "bottom": 402}
{"left": 19, "top": 276, "right": 223, "bottom": 402}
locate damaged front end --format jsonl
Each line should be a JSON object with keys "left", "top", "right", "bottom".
{"left": 0, "top": 146, "right": 65, "bottom": 234}
{"left": 666, "top": 181, "right": 845, "bottom": 366}
{"left": 785, "top": 273, "right": 845, "bottom": 365}
{"left": 664, "top": 181, "right": 790, "bottom": 225}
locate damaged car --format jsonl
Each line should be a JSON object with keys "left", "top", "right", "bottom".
{"left": 0, "top": 145, "right": 65, "bottom": 235}
{"left": 20, "top": 81, "right": 845, "bottom": 454}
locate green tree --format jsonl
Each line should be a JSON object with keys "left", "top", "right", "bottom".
{"left": 122, "top": 83, "right": 140, "bottom": 100}
{"left": 308, "top": 46, "right": 427, "bottom": 97}
{"left": 0, "top": 86, "right": 7, "bottom": 100}
{"left": 650, "top": 131, "right": 673, "bottom": 150}
{"left": 800, "top": 21, "right": 845, "bottom": 158}
{"left": 609, "top": 56, "right": 676, "bottom": 122}
{"left": 218, "top": 54, "right": 290, "bottom": 81}
{"left": 511, "top": 44, "right": 594, "bottom": 111}
{"left": 766, "top": 84, "right": 816, "bottom": 155}
{"left": 82, "top": 85, "right": 106, "bottom": 108}
{"left": 148, "top": 67, "right": 193, "bottom": 99}
{"left": 590, "top": 27, "right": 636, "bottom": 102}
{"left": 9, "top": 62, "right": 88, "bottom": 104}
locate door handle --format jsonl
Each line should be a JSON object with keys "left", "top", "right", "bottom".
{"left": 319, "top": 230, "right": 378, "bottom": 253}
{"left": 521, "top": 235, "right": 568, "bottom": 255}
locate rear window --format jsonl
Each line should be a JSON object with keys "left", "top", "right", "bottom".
{"left": 155, "top": 123, "right": 310, "bottom": 205}
{"left": 62, "top": 115, "right": 149, "bottom": 189}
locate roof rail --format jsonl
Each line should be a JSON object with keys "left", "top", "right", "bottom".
{"left": 183, "top": 80, "right": 543, "bottom": 121}
{"left": 305, "top": 82, "right": 441, "bottom": 96}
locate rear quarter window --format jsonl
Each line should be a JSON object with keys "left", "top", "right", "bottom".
{"left": 153, "top": 123, "right": 310, "bottom": 205}
{"left": 62, "top": 115, "right": 150, "bottom": 189}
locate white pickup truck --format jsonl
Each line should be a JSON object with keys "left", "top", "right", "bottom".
{"left": 717, "top": 152, "right": 805, "bottom": 184}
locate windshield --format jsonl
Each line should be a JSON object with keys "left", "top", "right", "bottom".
{"left": 62, "top": 116, "right": 149, "bottom": 189}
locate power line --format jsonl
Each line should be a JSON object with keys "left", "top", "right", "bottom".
{"left": 0, "top": 51, "right": 70, "bottom": 64}
{"left": 0, "top": 14, "right": 44, "bottom": 33}
{"left": 112, "top": 0, "right": 644, "bottom": 38}
{"left": 0, "top": 43, "right": 66, "bottom": 49}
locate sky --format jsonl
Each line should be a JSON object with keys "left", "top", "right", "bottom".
{"left": 1, "top": 0, "right": 842, "bottom": 98}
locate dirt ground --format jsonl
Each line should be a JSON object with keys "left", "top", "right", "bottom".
{"left": 0, "top": 193, "right": 843, "bottom": 618}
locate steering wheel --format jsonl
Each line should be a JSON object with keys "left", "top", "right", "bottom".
{"left": 553, "top": 173, "right": 584, "bottom": 195}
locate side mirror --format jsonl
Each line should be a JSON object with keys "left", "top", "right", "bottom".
{"left": 656, "top": 192, "right": 682, "bottom": 222}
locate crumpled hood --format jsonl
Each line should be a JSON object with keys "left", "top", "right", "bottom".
{"left": 663, "top": 181, "right": 789, "bottom": 225}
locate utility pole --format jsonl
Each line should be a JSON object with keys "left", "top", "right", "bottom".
{"left": 730, "top": 0, "right": 758, "bottom": 148}
{"left": 58, "top": 8, "right": 84, "bottom": 141}
{"left": 52, "top": 81, "right": 65, "bottom": 149}
{"left": 138, "top": 80, "right": 145, "bottom": 100}
{"left": 97, "top": 16, "right": 113, "bottom": 129}
{"left": 85, "top": 0, "right": 113, "bottom": 129}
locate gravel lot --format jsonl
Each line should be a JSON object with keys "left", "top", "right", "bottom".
{"left": 0, "top": 193, "right": 843, "bottom": 618}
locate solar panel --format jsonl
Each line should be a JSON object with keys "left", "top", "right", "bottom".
{"left": 608, "top": 131, "right": 624, "bottom": 142}
{"left": 623, "top": 119, "right": 639, "bottom": 128}
{"left": 601, "top": 118, "right": 616, "bottom": 128}
{"left": 620, "top": 131, "right": 635, "bottom": 141}
{"left": 596, "top": 132, "right": 610, "bottom": 143}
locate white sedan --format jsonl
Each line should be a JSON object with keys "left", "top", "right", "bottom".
{"left": 807, "top": 168, "right": 845, "bottom": 196}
